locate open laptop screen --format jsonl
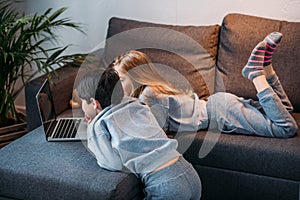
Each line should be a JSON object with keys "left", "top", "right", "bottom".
{"left": 36, "top": 79, "right": 57, "bottom": 136}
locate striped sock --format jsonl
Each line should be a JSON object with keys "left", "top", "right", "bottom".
{"left": 242, "top": 41, "right": 266, "bottom": 81}
{"left": 263, "top": 32, "right": 282, "bottom": 66}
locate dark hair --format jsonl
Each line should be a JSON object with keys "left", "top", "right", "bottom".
{"left": 76, "top": 69, "right": 103, "bottom": 104}
{"left": 95, "top": 68, "right": 124, "bottom": 109}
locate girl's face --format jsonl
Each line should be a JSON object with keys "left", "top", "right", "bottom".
{"left": 114, "top": 64, "right": 133, "bottom": 96}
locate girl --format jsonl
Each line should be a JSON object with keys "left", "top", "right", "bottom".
{"left": 76, "top": 68, "right": 202, "bottom": 200}
{"left": 108, "top": 32, "right": 298, "bottom": 138}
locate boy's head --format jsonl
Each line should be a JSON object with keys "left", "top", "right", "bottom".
{"left": 95, "top": 67, "right": 124, "bottom": 108}
{"left": 76, "top": 68, "right": 124, "bottom": 123}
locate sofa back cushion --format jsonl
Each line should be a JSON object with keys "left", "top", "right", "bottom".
{"left": 217, "top": 13, "right": 300, "bottom": 112}
{"left": 102, "top": 17, "right": 220, "bottom": 99}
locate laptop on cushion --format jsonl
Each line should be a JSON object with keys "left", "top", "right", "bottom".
{"left": 36, "top": 78, "right": 87, "bottom": 141}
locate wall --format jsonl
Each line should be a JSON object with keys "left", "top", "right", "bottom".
{"left": 15, "top": 0, "right": 300, "bottom": 110}
{"left": 23, "top": 0, "right": 300, "bottom": 54}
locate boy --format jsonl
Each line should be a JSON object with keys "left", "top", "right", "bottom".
{"left": 76, "top": 68, "right": 201, "bottom": 199}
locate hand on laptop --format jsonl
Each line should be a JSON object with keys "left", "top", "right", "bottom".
{"left": 84, "top": 115, "right": 93, "bottom": 124}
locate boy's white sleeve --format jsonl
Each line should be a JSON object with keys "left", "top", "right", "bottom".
{"left": 87, "top": 120, "right": 124, "bottom": 171}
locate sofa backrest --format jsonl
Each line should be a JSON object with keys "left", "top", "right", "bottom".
{"left": 102, "top": 17, "right": 220, "bottom": 99}
{"left": 217, "top": 13, "right": 300, "bottom": 112}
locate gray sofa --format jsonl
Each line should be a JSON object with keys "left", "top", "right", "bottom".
{"left": 1, "top": 13, "right": 299, "bottom": 200}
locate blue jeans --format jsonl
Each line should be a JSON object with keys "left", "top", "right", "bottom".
{"left": 140, "top": 156, "right": 201, "bottom": 200}
{"left": 207, "top": 74, "right": 298, "bottom": 138}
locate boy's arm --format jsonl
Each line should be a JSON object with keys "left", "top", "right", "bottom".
{"left": 87, "top": 121, "right": 124, "bottom": 171}
{"left": 105, "top": 100, "right": 179, "bottom": 173}
{"left": 88, "top": 135, "right": 124, "bottom": 171}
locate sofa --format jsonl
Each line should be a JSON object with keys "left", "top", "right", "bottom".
{"left": 1, "top": 13, "right": 299, "bottom": 200}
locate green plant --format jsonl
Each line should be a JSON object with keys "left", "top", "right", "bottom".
{"left": 0, "top": 1, "right": 86, "bottom": 127}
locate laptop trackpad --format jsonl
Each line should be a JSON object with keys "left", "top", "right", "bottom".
{"left": 76, "top": 121, "right": 87, "bottom": 140}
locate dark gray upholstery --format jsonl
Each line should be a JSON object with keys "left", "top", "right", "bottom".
{"left": 179, "top": 128, "right": 300, "bottom": 200}
{"left": 1, "top": 13, "right": 299, "bottom": 200}
{"left": 103, "top": 17, "right": 221, "bottom": 99}
{"left": 0, "top": 127, "right": 143, "bottom": 200}
{"left": 181, "top": 128, "right": 300, "bottom": 180}
{"left": 217, "top": 13, "right": 300, "bottom": 112}
{"left": 194, "top": 165, "right": 299, "bottom": 200}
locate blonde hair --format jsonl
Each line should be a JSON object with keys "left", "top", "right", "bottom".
{"left": 108, "top": 50, "right": 184, "bottom": 98}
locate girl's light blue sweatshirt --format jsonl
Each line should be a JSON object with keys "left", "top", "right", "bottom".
{"left": 140, "top": 87, "right": 209, "bottom": 132}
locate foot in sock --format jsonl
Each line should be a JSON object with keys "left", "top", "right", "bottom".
{"left": 242, "top": 41, "right": 266, "bottom": 81}
{"left": 263, "top": 32, "right": 282, "bottom": 66}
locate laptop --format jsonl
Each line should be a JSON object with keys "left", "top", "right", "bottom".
{"left": 36, "top": 78, "right": 87, "bottom": 141}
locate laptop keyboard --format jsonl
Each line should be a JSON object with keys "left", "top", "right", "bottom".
{"left": 52, "top": 119, "right": 81, "bottom": 138}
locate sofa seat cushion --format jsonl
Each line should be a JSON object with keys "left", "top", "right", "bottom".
{"left": 193, "top": 165, "right": 299, "bottom": 200}
{"left": 217, "top": 13, "right": 300, "bottom": 112}
{"left": 101, "top": 17, "right": 221, "bottom": 99}
{"left": 0, "top": 127, "right": 143, "bottom": 200}
{"left": 180, "top": 113, "right": 300, "bottom": 181}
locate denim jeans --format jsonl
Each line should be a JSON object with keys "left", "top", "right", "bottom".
{"left": 206, "top": 74, "right": 298, "bottom": 138}
{"left": 140, "top": 156, "right": 201, "bottom": 200}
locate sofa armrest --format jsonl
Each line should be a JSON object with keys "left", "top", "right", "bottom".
{"left": 25, "top": 48, "right": 105, "bottom": 132}
{"left": 25, "top": 65, "right": 80, "bottom": 132}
